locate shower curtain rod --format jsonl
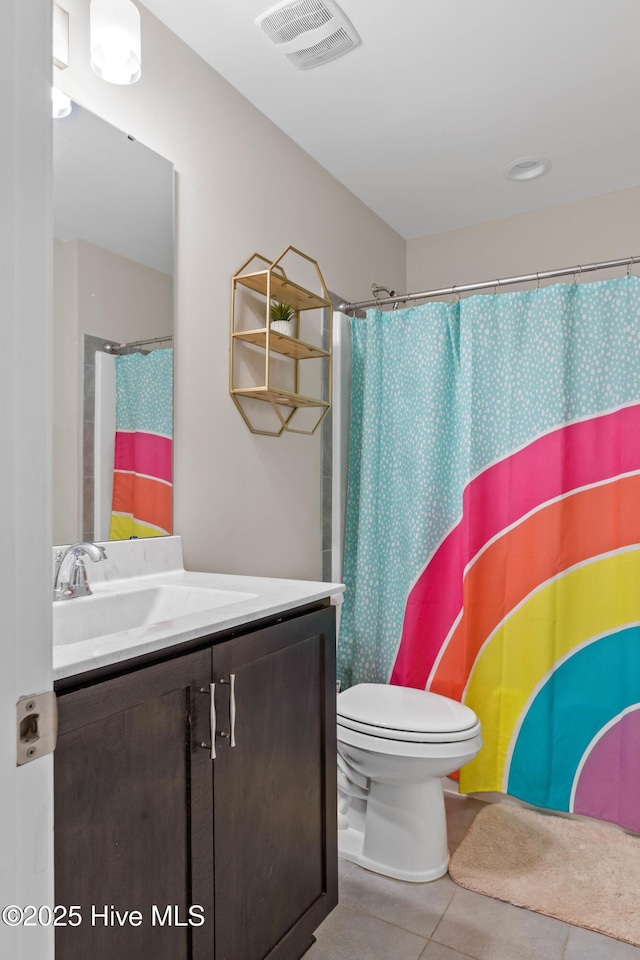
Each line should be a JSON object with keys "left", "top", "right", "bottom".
{"left": 104, "top": 334, "right": 173, "bottom": 353}
{"left": 337, "top": 254, "right": 640, "bottom": 314}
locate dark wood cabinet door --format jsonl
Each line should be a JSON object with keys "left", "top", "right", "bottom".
{"left": 211, "top": 606, "right": 338, "bottom": 960}
{"left": 54, "top": 649, "right": 214, "bottom": 960}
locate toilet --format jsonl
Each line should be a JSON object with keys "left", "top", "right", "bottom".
{"left": 337, "top": 683, "right": 482, "bottom": 883}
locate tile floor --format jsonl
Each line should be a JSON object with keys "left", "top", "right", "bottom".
{"left": 307, "top": 794, "right": 640, "bottom": 960}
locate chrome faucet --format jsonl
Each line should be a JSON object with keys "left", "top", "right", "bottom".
{"left": 53, "top": 542, "right": 108, "bottom": 601}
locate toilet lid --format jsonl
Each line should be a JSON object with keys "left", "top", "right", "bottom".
{"left": 337, "top": 683, "right": 479, "bottom": 741}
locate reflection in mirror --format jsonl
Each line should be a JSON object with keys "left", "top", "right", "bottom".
{"left": 52, "top": 102, "right": 174, "bottom": 545}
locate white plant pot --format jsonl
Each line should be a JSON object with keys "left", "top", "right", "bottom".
{"left": 271, "top": 320, "right": 293, "bottom": 337}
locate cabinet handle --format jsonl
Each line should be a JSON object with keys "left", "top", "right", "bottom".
{"left": 229, "top": 674, "right": 236, "bottom": 748}
{"left": 209, "top": 682, "right": 217, "bottom": 760}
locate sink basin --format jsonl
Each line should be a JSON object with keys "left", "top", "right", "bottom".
{"left": 53, "top": 583, "right": 256, "bottom": 646}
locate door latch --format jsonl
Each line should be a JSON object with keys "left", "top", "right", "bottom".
{"left": 17, "top": 692, "right": 58, "bottom": 766}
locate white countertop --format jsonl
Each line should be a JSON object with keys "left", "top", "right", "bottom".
{"left": 53, "top": 537, "right": 344, "bottom": 681}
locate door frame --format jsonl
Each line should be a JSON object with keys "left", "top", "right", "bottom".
{"left": 0, "top": 2, "right": 54, "bottom": 958}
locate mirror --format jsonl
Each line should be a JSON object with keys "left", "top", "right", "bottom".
{"left": 52, "top": 102, "right": 174, "bottom": 545}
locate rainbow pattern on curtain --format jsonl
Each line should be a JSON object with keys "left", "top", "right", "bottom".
{"left": 340, "top": 275, "right": 640, "bottom": 834}
{"left": 110, "top": 348, "right": 173, "bottom": 539}
{"left": 391, "top": 404, "right": 640, "bottom": 833}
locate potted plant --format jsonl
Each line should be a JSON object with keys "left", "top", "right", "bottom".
{"left": 269, "top": 301, "right": 295, "bottom": 337}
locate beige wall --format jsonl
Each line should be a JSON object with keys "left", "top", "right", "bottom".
{"left": 52, "top": 237, "right": 172, "bottom": 543}
{"left": 77, "top": 240, "right": 172, "bottom": 344}
{"left": 55, "top": 0, "right": 405, "bottom": 579}
{"left": 53, "top": 239, "right": 80, "bottom": 543}
{"left": 407, "top": 187, "right": 640, "bottom": 294}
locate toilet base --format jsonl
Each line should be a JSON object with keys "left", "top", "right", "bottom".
{"left": 338, "top": 824, "right": 449, "bottom": 882}
{"left": 338, "top": 777, "right": 450, "bottom": 883}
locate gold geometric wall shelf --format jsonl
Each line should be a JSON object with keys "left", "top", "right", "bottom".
{"left": 230, "top": 246, "right": 332, "bottom": 436}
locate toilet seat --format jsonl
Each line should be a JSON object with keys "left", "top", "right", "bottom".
{"left": 337, "top": 683, "right": 480, "bottom": 743}
{"left": 337, "top": 720, "right": 482, "bottom": 758}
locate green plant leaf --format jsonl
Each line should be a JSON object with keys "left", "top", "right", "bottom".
{"left": 269, "top": 301, "right": 294, "bottom": 323}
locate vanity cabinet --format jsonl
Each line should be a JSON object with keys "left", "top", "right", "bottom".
{"left": 54, "top": 647, "right": 213, "bottom": 960}
{"left": 54, "top": 605, "right": 337, "bottom": 960}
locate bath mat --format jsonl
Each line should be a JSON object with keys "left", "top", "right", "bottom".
{"left": 448, "top": 802, "right": 640, "bottom": 947}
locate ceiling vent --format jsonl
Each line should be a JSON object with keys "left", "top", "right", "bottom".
{"left": 256, "top": 0, "right": 361, "bottom": 70}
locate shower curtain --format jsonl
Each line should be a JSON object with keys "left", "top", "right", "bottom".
{"left": 339, "top": 275, "right": 640, "bottom": 833}
{"left": 110, "top": 348, "right": 173, "bottom": 539}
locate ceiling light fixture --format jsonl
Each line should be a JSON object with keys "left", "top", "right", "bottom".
{"left": 52, "top": 87, "right": 72, "bottom": 119}
{"left": 53, "top": 3, "right": 69, "bottom": 70}
{"left": 504, "top": 156, "right": 552, "bottom": 182}
{"left": 52, "top": 4, "right": 70, "bottom": 118}
{"left": 90, "top": 0, "right": 141, "bottom": 85}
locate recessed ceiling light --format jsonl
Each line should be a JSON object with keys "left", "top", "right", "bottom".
{"left": 503, "top": 156, "right": 552, "bottom": 182}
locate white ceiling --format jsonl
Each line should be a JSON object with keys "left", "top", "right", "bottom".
{"left": 141, "top": 0, "right": 640, "bottom": 239}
